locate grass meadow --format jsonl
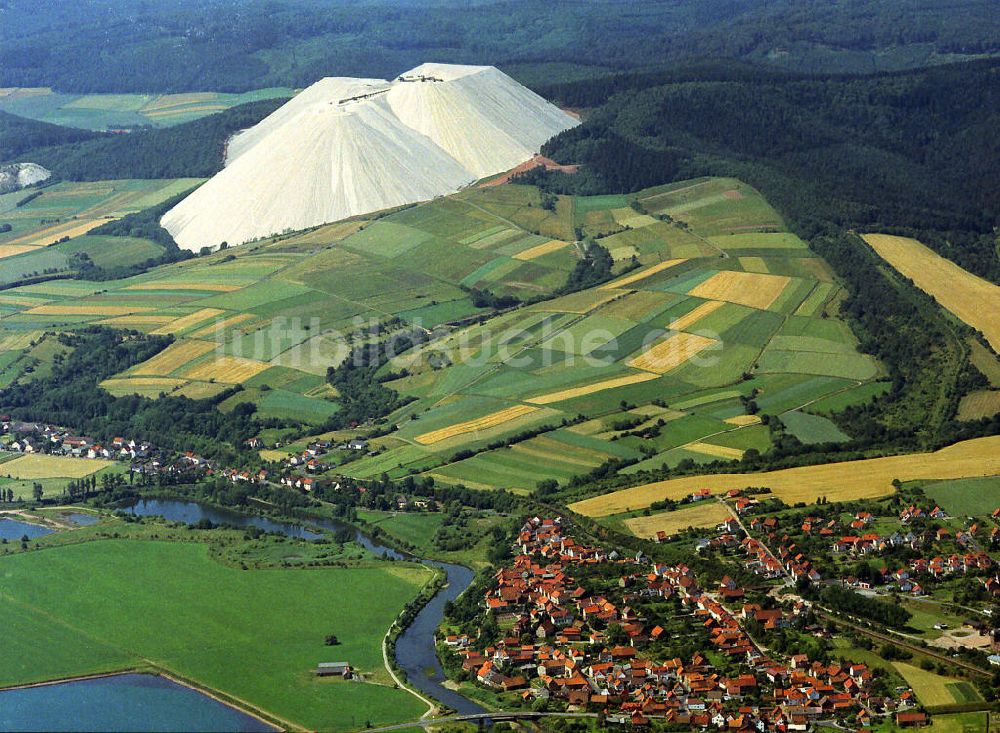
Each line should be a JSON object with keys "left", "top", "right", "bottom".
{"left": 0, "top": 540, "right": 429, "bottom": 731}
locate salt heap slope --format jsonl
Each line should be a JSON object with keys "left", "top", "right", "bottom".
{"left": 162, "top": 64, "right": 579, "bottom": 250}
{"left": 387, "top": 63, "right": 580, "bottom": 179}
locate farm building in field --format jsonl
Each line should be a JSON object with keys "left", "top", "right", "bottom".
{"left": 314, "top": 662, "right": 352, "bottom": 678}
{"left": 161, "top": 63, "right": 579, "bottom": 251}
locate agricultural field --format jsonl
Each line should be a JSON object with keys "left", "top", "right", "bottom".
{"left": 623, "top": 500, "right": 734, "bottom": 539}
{"left": 957, "top": 389, "right": 1000, "bottom": 420}
{"left": 891, "top": 662, "right": 982, "bottom": 707}
{"left": 779, "top": 410, "right": 850, "bottom": 444}
{"left": 570, "top": 435, "right": 1000, "bottom": 516}
{"left": 920, "top": 475, "right": 1000, "bottom": 517}
{"left": 0, "top": 87, "right": 293, "bottom": 130}
{"left": 0, "top": 454, "right": 112, "bottom": 479}
{"left": 335, "top": 177, "right": 889, "bottom": 487}
{"left": 0, "top": 177, "right": 887, "bottom": 480}
{"left": 862, "top": 233, "right": 1000, "bottom": 353}
{"left": 0, "top": 537, "right": 429, "bottom": 731}
{"left": 0, "top": 179, "right": 202, "bottom": 278}
{"left": 928, "top": 712, "right": 999, "bottom": 733}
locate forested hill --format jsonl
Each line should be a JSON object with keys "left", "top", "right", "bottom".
{"left": 0, "top": 110, "right": 101, "bottom": 160}
{"left": 537, "top": 58, "right": 1000, "bottom": 283}
{"left": 4, "top": 98, "right": 287, "bottom": 180}
{"left": 1, "top": 0, "right": 998, "bottom": 93}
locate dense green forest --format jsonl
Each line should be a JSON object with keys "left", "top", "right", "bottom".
{"left": 10, "top": 99, "right": 286, "bottom": 178}
{"left": 2, "top": 0, "right": 998, "bottom": 94}
{"left": 539, "top": 58, "right": 1000, "bottom": 283}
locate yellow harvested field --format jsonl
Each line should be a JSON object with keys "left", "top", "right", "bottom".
{"left": 892, "top": 663, "right": 959, "bottom": 707}
{"left": 25, "top": 304, "right": 154, "bottom": 316}
{"left": 570, "top": 435, "right": 1000, "bottom": 517}
{"left": 190, "top": 313, "right": 256, "bottom": 338}
{"left": 957, "top": 390, "right": 1000, "bottom": 421}
{"left": 724, "top": 414, "right": 762, "bottom": 426}
{"left": 414, "top": 405, "right": 540, "bottom": 445}
{"left": 259, "top": 449, "right": 291, "bottom": 462}
{"left": 689, "top": 270, "right": 791, "bottom": 309}
{"left": 182, "top": 355, "right": 270, "bottom": 384}
{"left": 132, "top": 339, "right": 217, "bottom": 376}
{"left": 685, "top": 442, "right": 745, "bottom": 460}
{"left": 150, "top": 308, "right": 226, "bottom": 335}
{"left": 7, "top": 218, "right": 111, "bottom": 247}
{"left": 125, "top": 282, "right": 242, "bottom": 292}
{"left": 625, "top": 501, "right": 734, "bottom": 539}
{"left": 600, "top": 259, "right": 686, "bottom": 290}
{"left": 862, "top": 233, "right": 1000, "bottom": 353}
{"left": 2, "top": 454, "right": 111, "bottom": 479}
{"left": 513, "top": 239, "right": 571, "bottom": 261}
{"left": 526, "top": 372, "right": 660, "bottom": 404}
{"left": 668, "top": 300, "right": 725, "bottom": 332}
{"left": 0, "top": 245, "right": 40, "bottom": 259}
{"left": 628, "top": 332, "right": 717, "bottom": 374}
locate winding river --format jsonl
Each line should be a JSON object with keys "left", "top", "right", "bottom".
{"left": 122, "top": 498, "right": 485, "bottom": 716}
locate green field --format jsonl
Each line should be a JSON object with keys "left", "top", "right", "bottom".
{"left": 358, "top": 510, "right": 446, "bottom": 550}
{"left": 921, "top": 475, "right": 1000, "bottom": 517}
{"left": 779, "top": 410, "right": 851, "bottom": 444}
{"left": 0, "top": 539, "right": 429, "bottom": 730}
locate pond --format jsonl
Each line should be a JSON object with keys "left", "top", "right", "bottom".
{"left": 0, "top": 673, "right": 276, "bottom": 732}
{"left": 63, "top": 512, "right": 100, "bottom": 526}
{"left": 121, "top": 498, "right": 325, "bottom": 539}
{"left": 0, "top": 517, "right": 54, "bottom": 541}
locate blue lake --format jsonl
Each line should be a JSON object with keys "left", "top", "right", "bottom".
{"left": 0, "top": 518, "right": 54, "bottom": 541}
{"left": 0, "top": 674, "right": 276, "bottom": 732}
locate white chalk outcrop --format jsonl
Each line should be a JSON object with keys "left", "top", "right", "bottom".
{"left": 161, "top": 63, "right": 578, "bottom": 251}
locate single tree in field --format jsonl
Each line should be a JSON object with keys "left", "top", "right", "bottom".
{"left": 31, "top": 483, "right": 43, "bottom": 502}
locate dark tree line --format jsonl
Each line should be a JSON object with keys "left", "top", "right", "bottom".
{"left": 541, "top": 57, "right": 1000, "bottom": 282}
{"left": 4, "top": 0, "right": 999, "bottom": 93}
{"left": 0, "top": 110, "right": 99, "bottom": 161}
{"left": 810, "top": 585, "right": 913, "bottom": 630}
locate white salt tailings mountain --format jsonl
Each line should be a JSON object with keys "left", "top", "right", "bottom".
{"left": 386, "top": 63, "right": 580, "bottom": 179}
{"left": 0, "top": 162, "right": 51, "bottom": 194}
{"left": 161, "top": 63, "right": 579, "bottom": 251}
